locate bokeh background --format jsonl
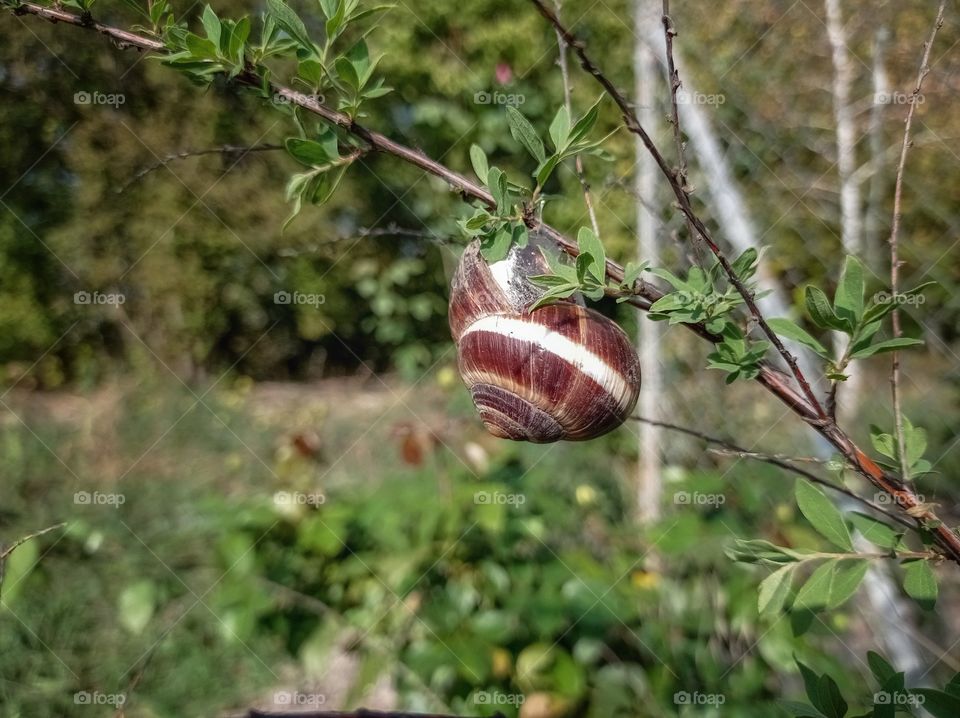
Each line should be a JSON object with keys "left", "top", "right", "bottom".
{"left": 1, "top": 0, "right": 959, "bottom": 716}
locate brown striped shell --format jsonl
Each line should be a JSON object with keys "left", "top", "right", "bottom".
{"left": 449, "top": 236, "right": 641, "bottom": 443}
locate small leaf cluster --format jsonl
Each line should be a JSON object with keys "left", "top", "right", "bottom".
{"left": 460, "top": 101, "right": 608, "bottom": 263}
{"left": 152, "top": 1, "right": 392, "bottom": 225}
{"left": 526, "top": 228, "right": 647, "bottom": 309}
{"left": 729, "top": 479, "right": 938, "bottom": 620}
{"left": 163, "top": 5, "right": 252, "bottom": 82}
{"left": 785, "top": 652, "right": 960, "bottom": 718}
{"left": 283, "top": 128, "right": 359, "bottom": 229}
{"left": 644, "top": 248, "right": 770, "bottom": 382}
{"left": 769, "top": 257, "right": 928, "bottom": 381}
{"left": 869, "top": 417, "right": 931, "bottom": 478}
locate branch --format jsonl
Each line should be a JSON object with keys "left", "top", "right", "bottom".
{"left": 630, "top": 417, "right": 912, "bottom": 529}
{"left": 888, "top": 0, "right": 946, "bottom": 483}
{"left": 7, "top": 1, "right": 960, "bottom": 566}
{"left": 119, "top": 143, "right": 284, "bottom": 192}
{"left": 0, "top": 522, "right": 66, "bottom": 561}
{"left": 660, "top": 0, "right": 701, "bottom": 265}
{"left": 552, "top": 0, "right": 600, "bottom": 238}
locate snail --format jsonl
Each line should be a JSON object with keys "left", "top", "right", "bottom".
{"left": 449, "top": 234, "right": 641, "bottom": 443}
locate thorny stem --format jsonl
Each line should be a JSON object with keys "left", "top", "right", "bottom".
{"left": 660, "top": 0, "right": 702, "bottom": 267}
{"left": 552, "top": 0, "right": 601, "bottom": 238}
{"left": 7, "top": 1, "right": 960, "bottom": 566}
{"left": 888, "top": 0, "right": 946, "bottom": 484}
{"left": 630, "top": 416, "right": 912, "bottom": 530}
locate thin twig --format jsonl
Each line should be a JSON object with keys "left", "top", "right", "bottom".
{"left": 888, "top": 0, "right": 946, "bottom": 483}
{"left": 630, "top": 417, "right": 912, "bottom": 529}
{"left": 0, "top": 522, "right": 66, "bottom": 602}
{"left": 8, "top": 1, "right": 960, "bottom": 565}
{"left": 118, "top": 143, "right": 284, "bottom": 192}
{"left": 552, "top": 0, "right": 601, "bottom": 238}
{"left": 276, "top": 225, "right": 450, "bottom": 257}
{"left": 660, "top": 0, "right": 702, "bottom": 266}
{"left": 0, "top": 523, "right": 66, "bottom": 561}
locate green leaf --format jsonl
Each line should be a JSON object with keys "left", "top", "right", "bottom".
{"left": 768, "top": 317, "right": 830, "bottom": 357}
{"left": 118, "top": 580, "right": 157, "bottom": 635}
{"left": 903, "top": 417, "right": 927, "bottom": 466}
{"left": 850, "top": 337, "right": 924, "bottom": 359}
{"left": 815, "top": 673, "right": 848, "bottom": 718}
{"left": 834, "top": 255, "right": 865, "bottom": 325}
{"left": 486, "top": 166, "right": 508, "bottom": 212}
{"left": 829, "top": 559, "right": 868, "bottom": 608}
{"left": 903, "top": 559, "right": 937, "bottom": 610}
{"left": 505, "top": 106, "right": 546, "bottom": 164}
{"left": 469, "top": 144, "right": 489, "bottom": 184}
{"left": 266, "top": 0, "right": 316, "bottom": 56}
{"left": 795, "top": 479, "right": 853, "bottom": 551}
{"left": 866, "top": 651, "right": 897, "bottom": 686}
{"left": 479, "top": 224, "right": 514, "bottom": 262}
{"left": 797, "top": 660, "right": 823, "bottom": 708}
{"left": 869, "top": 425, "right": 896, "bottom": 460}
{"left": 849, "top": 513, "right": 902, "bottom": 550}
{"left": 534, "top": 154, "right": 561, "bottom": 187}
{"left": 549, "top": 105, "right": 571, "bottom": 150}
{"left": 285, "top": 137, "right": 335, "bottom": 166}
{"left": 200, "top": 4, "right": 221, "bottom": 46}
{"left": 577, "top": 227, "right": 606, "bottom": 285}
{"left": 649, "top": 267, "right": 694, "bottom": 293}
{"left": 910, "top": 689, "right": 960, "bottom": 718}
{"left": 805, "top": 286, "right": 846, "bottom": 332}
{"left": 569, "top": 97, "right": 602, "bottom": 144}
{"left": 794, "top": 560, "right": 837, "bottom": 611}
{"left": 758, "top": 564, "right": 795, "bottom": 616}
{"left": 732, "top": 247, "right": 759, "bottom": 280}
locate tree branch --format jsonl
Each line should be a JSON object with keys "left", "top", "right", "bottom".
{"left": 660, "top": 0, "right": 702, "bottom": 266}
{"left": 630, "top": 416, "right": 912, "bottom": 529}
{"left": 888, "top": 0, "right": 946, "bottom": 483}
{"left": 119, "top": 143, "right": 284, "bottom": 192}
{"left": 7, "top": 1, "right": 960, "bottom": 565}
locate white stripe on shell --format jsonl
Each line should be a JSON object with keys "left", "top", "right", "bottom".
{"left": 460, "top": 314, "right": 633, "bottom": 411}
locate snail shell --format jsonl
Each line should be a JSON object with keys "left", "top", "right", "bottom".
{"left": 449, "top": 235, "right": 641, "bottom": 442}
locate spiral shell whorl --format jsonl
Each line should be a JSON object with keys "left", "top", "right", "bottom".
{"left": 450, "top": 237, "right": 641, "bottom": 443}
